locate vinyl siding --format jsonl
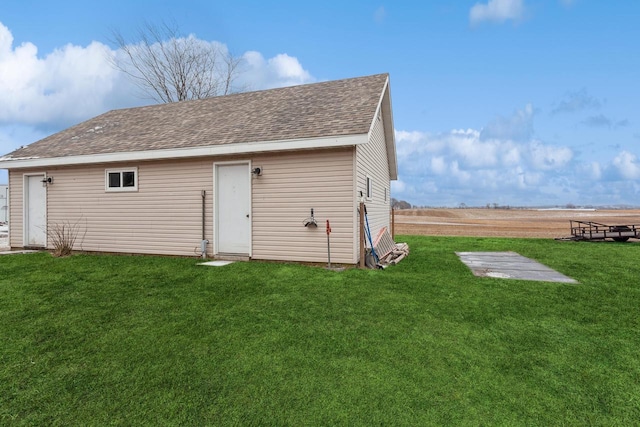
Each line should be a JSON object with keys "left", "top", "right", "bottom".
{"left": 9, "top": 160, "right": 214, "bottom": 256}
{"left": 251, "top": 148, "right": 355, "bottom": 264}
{"left": 8, "top": 149, "right": 356, "bottom": 262}
{"left": 356, "top": 110, "right": 392, "bottom": 257}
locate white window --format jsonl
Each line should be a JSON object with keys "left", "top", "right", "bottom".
{"left": 366, "top": 176, "right": 373, "bottom": 200}
{"left": 105, "top": 168, "right": 138, "bottom": 192}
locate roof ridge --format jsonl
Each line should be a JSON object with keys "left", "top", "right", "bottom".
{"left": 108, "top": 73, "right": 390, "bottom": 114}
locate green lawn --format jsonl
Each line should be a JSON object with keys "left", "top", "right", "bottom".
{"left": 1, "top": 236, "right": 639, "bottom": 426}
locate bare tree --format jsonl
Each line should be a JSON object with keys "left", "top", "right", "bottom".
{"left": 109, "top": 22, "right": 244, "bottom": 103}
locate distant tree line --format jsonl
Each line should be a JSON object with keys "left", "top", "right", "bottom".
{"left": 391, "top": 198, "right": 414, "bottom": 209}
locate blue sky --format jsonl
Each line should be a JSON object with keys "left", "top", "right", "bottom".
{"left": 1, "top": 0, "right": 639, "bottom": 207}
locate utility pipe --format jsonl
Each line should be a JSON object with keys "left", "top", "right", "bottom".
{"left": 326, "top": 219, "right": 332, "bottom": 269}
{"left": 201, "top": 190, "right": 208, "bottom": 259}
{"left": 359, "top": 202, "right": 365, "bottom": 268}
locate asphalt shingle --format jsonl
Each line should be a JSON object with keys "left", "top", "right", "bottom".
{"left": 4, "top": 74, "right": 389, "bottom": 160}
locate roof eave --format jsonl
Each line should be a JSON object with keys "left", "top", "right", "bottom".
{"left": 383, "top": 80, "right": 398, "bottom": 180}
{"left": 0, "top": 134, "right": 369, "bottom": 169}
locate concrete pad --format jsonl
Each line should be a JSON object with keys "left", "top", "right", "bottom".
{"left": 0, "top": 250, "right": 40, "bottom": 255}
{"left": 456, "top": 251, "right": 577, "bottom": 283}
{"left": 198, "top": 260, "right": 234, "bottom": 267}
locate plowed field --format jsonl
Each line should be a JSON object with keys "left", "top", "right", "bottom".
{"left": 394, "top": 208, "right": 640, "bottom": 239}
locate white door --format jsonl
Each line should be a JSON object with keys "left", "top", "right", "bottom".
{"left": 216, "top": 163, "right": 251, "bottom": 255}
{"left": 24, "top": 174, "right": 47, "bottom": 247}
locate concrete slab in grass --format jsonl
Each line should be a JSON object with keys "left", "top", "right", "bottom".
{"left": 456, "top": 251, "right": 577, "bottom": 283}
{"left": 199, "top": 260, "right": 234, "bottom": 267}
{"left": 0, "top": 250, "right": 40, "bottom": 255}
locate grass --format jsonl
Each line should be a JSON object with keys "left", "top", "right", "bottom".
{"left": 1, "top": 236, "right": 639, "bottom": 425}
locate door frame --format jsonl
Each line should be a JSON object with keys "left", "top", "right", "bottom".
{"left": 23, "top": 172, "right": 47, "bottom": 248}
{"left": 213, "top": 160, "right": 252, "bottom": 256}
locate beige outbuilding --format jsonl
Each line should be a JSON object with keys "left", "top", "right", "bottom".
{"left": 0, "top": 74, "right": 397, "bottom": 264}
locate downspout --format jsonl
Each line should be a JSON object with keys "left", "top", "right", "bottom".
{"left": 200, "top": 190, "right": 208, "bottom": 259}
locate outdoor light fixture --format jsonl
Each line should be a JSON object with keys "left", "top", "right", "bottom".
{"left": 303, "top": 208, "right": 318, "bottom": 228}
{"left": 252, "top": 167, "right": 262, "bottom": 176}
{"left": 41, "top": 176, "right": 53, "bottom": 186}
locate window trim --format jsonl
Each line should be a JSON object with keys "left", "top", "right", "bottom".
{"left": 105, "top": 167, "right": 138, "bottom": 192}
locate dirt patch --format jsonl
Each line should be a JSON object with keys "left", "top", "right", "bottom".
{"left": 394, "top": 209, "right": 640, "bottom": 239}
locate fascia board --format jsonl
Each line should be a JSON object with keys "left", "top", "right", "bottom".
{"left": 0, "top": 134, "right": 368, "bottom": 169}
{"left": 366, "top": 76, "right": 398, "bottom": 181}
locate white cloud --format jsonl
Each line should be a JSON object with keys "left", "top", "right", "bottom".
{"left": 578, "top": 161, "right": 601, "bottom": 180}
{"left": 480, "top": 103, "right": 534, "bottom": 142}
{"left": 392, "top": 104, "right": 586, "bottom": 206}
{"left": 470, "top": 0, "right": 525, "bottom": 25}
{"left": 449, "top": 130, "right": 500, "bottom": 167}
{"left": 391, "top": 178, "right": 405, "bottom": 193}
{"left": 528, "top": 141, "right": 573, "bottom": 170}
{"left": 0, "top": 22, "right": 134, "bottom": 128}
{"left": 450, "top": 161, "right": 471, "bottom": 183}
{"left": 395, "top": 129, "right": 445, "bottom": 159}
{"left": 395, "top": 130, "right": 425, "bottom": 144}
{"left": 503, "top": 146, "right": 521, "bottom": 165}
{"left": 612, "top": 151, "right": 640, "bottom": 180}
{"left": 241, "top": 51, "right": 314, "bottom": 90}
{"left": 430, "top": 156, "right": 447, "bottom": 174}
{"left": 399, "top": 121, "right": 544, "bottom": 173}
{"left": 394, "top": 114, "right": 640, "bottom": 206}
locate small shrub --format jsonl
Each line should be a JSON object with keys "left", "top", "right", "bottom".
{"left": 47, "top": 219, "right": 83, "bottom": 257}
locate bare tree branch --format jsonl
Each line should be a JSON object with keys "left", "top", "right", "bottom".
{"left": 108, "top": 21, "right": 244, "bottom": 103}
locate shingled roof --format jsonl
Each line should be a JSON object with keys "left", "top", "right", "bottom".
{"left": 3, "top": 74, "right": 390, "bottom": 162}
